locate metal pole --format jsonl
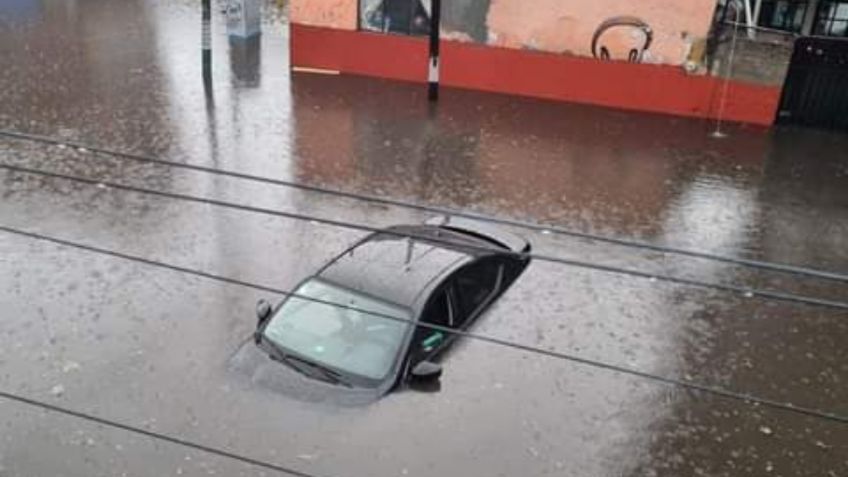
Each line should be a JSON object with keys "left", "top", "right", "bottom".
{"left": 802, "top": 0, "right": 821, "bottom": 36}
{"left": 428, "top": 0, "right": 441, "bottom": 101}
{"left": 202, "top": 0, "right": 212, "bottom": 89}
{"left": 743, "top": 0, "right": 755, "bottom": 39}
{"left": 753, "top": 0, "right": 764, "bottom": 28}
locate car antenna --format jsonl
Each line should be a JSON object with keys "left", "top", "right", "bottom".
{"left": 405, "top": 237, "right": 414, "bottom": 268}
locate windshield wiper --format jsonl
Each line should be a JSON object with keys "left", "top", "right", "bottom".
{"left": 282, "top": 353, "right": 353, "bottom": 388}
{"left": 262, "top": 339, "right": 352, "bottom": 388}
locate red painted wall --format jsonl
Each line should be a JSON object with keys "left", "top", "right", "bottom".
{"left": 292, "top": 24, "right": 428, "bottom": 82}
{"left": 291, "top": 24, "right": 781, "bottom": 125}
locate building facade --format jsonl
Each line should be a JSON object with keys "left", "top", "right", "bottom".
{"left": 289, "top": 0, "right": 845, "bottom": 125}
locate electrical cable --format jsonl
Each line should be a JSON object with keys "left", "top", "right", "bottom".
{"left": 0, "top": 389, "right": 330, "bottom": 477}
{"left": 1, "top": 128, "right": 846, "bottom": 283}
{"left": 1, "top": 224, "right": 847, "bottom": 426}
{"left": 1, "top": 162, "right": 847, "bottom": 311}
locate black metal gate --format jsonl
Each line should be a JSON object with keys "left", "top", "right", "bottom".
{"left": 777, "top": 37, "right": 848, "bottom": 130}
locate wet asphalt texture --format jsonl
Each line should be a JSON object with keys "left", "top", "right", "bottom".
{"left": 1, "top": 1, "right": 847, "bottom": 476}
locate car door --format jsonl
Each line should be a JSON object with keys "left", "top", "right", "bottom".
{"left": 449, "top": 257, "right": 504, "bottom": 330}
{"left": 407, "top": 286, "right": 455, "bottom": 368}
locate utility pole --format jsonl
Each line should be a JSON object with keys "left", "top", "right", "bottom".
{"left": 428, "top": 0, "right": 441, "bottom": 101}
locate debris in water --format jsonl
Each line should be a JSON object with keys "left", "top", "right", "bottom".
{"left": 62, "top": 361, "right": 80, "bottom": 373}
{"left": 759, "top": 425, "right": 773, "bottom": 436}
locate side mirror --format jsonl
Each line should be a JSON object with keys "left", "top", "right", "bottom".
{"left": 410, "top": 361, "right": 442, "bottom": 382}
{"left": 256, "top": 299, "right": 272, "bottom": 326}
{"left": 255, "top": 300, "right": 272, "bottom": 344}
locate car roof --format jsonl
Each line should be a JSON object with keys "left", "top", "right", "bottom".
{"left": 317, "top": 225, "right": 502, "bottom": 310}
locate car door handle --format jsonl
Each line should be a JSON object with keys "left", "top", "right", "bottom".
{"left": 422, "top": 332, "right": 444, "bottom": 352}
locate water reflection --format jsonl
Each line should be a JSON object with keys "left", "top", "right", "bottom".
{"left": 290, "top": 74, "right": 773, "bottom": 239}
{"left": 289, "top": 72, "right": 848, "bottom": 475}
{"left": 0, "top": 0, "right": 176, "bottom": 217}
{"left": 0, "top": 0, "right": 42, "bottom": 22}
{"left": 229, "top": 35, "right": 261, "bottom": 89}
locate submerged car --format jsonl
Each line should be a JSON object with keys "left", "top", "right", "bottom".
{"left": 252, "top": 218, "right": 531, "bottom": 396}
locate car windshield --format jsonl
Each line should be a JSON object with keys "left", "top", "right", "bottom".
{"left": 262, "top": 278, "right": 411, "bottom": 384}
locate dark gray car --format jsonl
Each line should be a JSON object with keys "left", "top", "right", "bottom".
{"left": 253, "top": 218, "right": 531, "bottom": 397}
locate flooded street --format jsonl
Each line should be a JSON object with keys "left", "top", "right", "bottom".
{"left": 1, "top": 1, "right": 847, "bottom": 476}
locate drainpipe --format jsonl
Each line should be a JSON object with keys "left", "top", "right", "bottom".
{"left": 802, "top": 0, "right": 821, "bottom": 36}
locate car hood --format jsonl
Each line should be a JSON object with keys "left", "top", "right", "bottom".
{"left": 228, "top": 339, "right": 384, "bottom": 407}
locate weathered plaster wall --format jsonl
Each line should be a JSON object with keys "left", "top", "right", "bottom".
{"left": 291, "top": 0, "right": 357, "bottom": 30}
{"left": 483, "top": 0, "right": 717, "bottom": 65}
{"left": 292, "top": 0, "right": 718, "bottom": 66}
{"left": 442, "top": 0, "right": 491, "bottom": 42}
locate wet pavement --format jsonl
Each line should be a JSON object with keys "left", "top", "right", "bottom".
{"left": 1, "top": 1, "right": 848, "bottom": 476}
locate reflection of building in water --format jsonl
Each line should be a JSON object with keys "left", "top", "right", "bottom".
{"left": 230, "top": 35, "right": 262, "bottom": 88}
{"left": 290, "top": 75, "right": 481, "bottom": 208}
{"left": 0, "top": 0, "right": 42, "bottom": 20}
{"left": 289, "top": 74, "right": 779, "bottom": 236}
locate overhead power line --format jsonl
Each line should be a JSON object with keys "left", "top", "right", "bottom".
{"left": 1, "top": 129, "right": 846, "bottom": 284}
{"left": 0, "top": 389, "right": 329, "bottom": 477}
{"left": 1, "top": 162, "right": 847, "bottom": 311}
{"left": 1, "top": 224, "right": 847, "bottom": 426}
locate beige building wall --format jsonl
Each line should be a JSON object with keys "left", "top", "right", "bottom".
{"left": 291, "top": 0, "right": 357, "bottom": 30}
{"left": 485, "top": 0, "right": 717, "bottom": 65}
{"left": 292, "top": 0, "right": 717, "bottom": 66}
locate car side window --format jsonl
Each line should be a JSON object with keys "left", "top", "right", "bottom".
{"left": 410, "top": 289, "right": 452, "bottom": 362}
{"left": 452, "top": 260, "right": 502, "bottom": 326}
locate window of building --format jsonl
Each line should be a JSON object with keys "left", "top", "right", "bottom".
{"left": 360, "top": 0, "right": 431, "bottom": 36}
{"left": 758, "top": 0, "right": 810, "bottom": 32}
{"left": 815, "top": 1, "right": 848, "bottom": 36}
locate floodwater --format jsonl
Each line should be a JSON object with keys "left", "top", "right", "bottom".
{"left": 1, "top": 1, "right": 847, "bottom": 476}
